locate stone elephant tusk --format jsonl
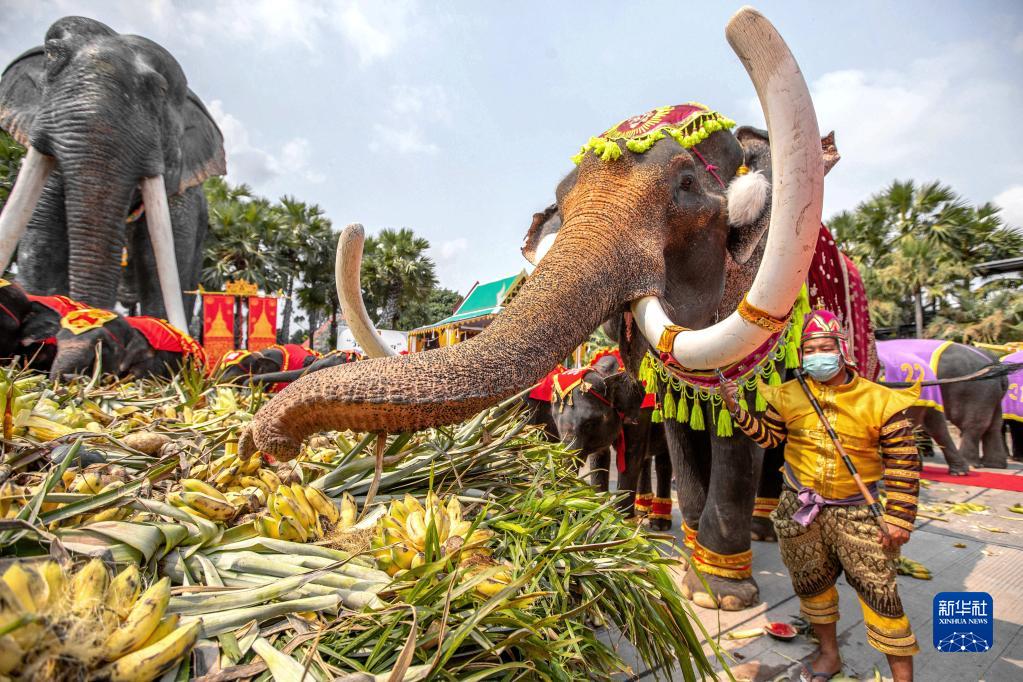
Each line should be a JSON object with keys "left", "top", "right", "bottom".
{"left": 0, "top": 146, "right": 56, "bottom": 273}
{"left": 335, "top": 223, "right": 396, "bottom": 358}
{"left": 630, "top": 6, "right": 824, "bottom": 369}
{"left": 139, "top": 176, "right": 188, "bottom": 331}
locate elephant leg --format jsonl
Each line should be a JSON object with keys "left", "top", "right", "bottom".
{"left": 980, "top": 409, "right": 1009, "bottom": 469}
{"left": 587, "top": 446, "right": 611, "bottom": 493}
{"left": 616, "top": 417, "right": 651, "bottom": 517}
{"left": 956, "top": 424, "right": 984, "bottom": 469}
{"left": 648, "top": 423, "right": 673, "bottom": 531}
{"left": 923, "top": 408, "right": 967, "bottom": 475}
{"left": 665, "top": 419, "right": 709, "bottom": 539}
{"left": 751, "top": 443, "right": 783, "bottom": 542}
{"left": 1010, "top": 422, "right": 1023, "bottom": 461}
{"left": 679, "top": 431, "right": 760, "bottom": 611}
{"left": 15, "top": 172, "right": 68, "bottom": 294}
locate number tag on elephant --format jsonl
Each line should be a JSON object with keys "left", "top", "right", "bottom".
{"left": 60, "top": 308, "right": 118, "bottom": 335}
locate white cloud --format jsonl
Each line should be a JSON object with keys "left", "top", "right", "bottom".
{"left": 1013, "top": 33, "right": 1023, "bottom": 54}
{"left": 994, "top": 186, "right": 1023, "bottom": 228}
{"left": 334, "top": 3, "right": 395, "bottom": 66}
{"left": 439, "top": 238, "right": 467, "bottom": 259}
{"left": 208, "top": 100, "right": 325, "bottom": 187}
{"left": 367, "top": 84, "right": 450, "bottom": 155}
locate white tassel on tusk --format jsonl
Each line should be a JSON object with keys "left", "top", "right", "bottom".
{"left": 335, "top": 224, "right": 396, "bottom": 358}
{"left": 631, "top": 6, "right": 824, "bottom": 369}
{"left": 0, "top": 147, "right": 56, "bottom": 272}
{"left": 140, "top": 176, "right": 188, "bottom": 331}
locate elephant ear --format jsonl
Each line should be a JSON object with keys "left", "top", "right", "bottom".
{"left": 118, "top": 328, "right": 155, "bottom": 376}
{"left": 602, "top": 372, "right": 645, "bottom": 422}
{"left": 0, "top": 46, "right": 46, "bottom": 146}
{"left": 176, "top": 91, "right": 226, "bottom": 194}
{"left": 521, "top": 203, "right": 560, "bottom": 266}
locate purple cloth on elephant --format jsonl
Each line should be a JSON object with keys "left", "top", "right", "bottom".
{"left": 1002, "top": 351, "right": 1023, "bottom": 423}
{"left": 876, "top": 339, "right": 953, "bottom": 411}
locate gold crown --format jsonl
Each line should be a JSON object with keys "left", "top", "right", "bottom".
{"left": 225, "top": 279, "right": 258, "bottom": 296}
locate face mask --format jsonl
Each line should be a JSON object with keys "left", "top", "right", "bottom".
{"left": 802, "top": 352, "right": 842, "bottom": 382}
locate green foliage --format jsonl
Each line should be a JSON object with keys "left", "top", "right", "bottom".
{"left": 0, "top": 130, "right": 26, "bottom": 210}
{"left": 361, "top": 228, "right": 438, "bottom": 330}
{"left": 831, "top": 180, "right": 1023, "bottom": 342}
{"left": 395, "top": 286, "right": 462, "bottom": 330}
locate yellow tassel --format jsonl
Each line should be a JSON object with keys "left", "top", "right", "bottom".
{"left": 662, "top": 390, "right": 676, "bottom": 420}
{"left": 651, "top": 408, "right": 664, "bottom": 423}
{"left": 716, "top": 406, "right": 734, "bottom": 437}
{"left": 755, "top": 388, "right": 767, "bottom": 412}
{"left": 689, "top": 400, "right": 705, "bottom": 431}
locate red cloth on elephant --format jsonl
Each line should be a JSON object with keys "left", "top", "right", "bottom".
{"left": 528, "top": 365, "right": 566, "bottom": 402}
{"left": 265, "top": 344, "right": 321, "bottom": 392}
{"left": 26, "top": 295, "right": 90, "bottom": 345}
{"left": 126, "top": 316, "right": 207, "bottom": 367}
{"left": 806, "top": 225, "right": 879, "bottom": 380}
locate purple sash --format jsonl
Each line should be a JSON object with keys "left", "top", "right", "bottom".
{"left": 784, "top": 464, "right": 875, "bottom": 527}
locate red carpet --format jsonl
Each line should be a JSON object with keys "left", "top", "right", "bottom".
{"left": 921, "top": 464, "right": 1023, "bottom": 492}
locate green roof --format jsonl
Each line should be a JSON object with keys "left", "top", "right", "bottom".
{"left": 411, "top": 271, "right": 526, "bottom": 332}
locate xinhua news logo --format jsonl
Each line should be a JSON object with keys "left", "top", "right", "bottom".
{"left": 933, "top": 592, "right": 993, "bottom": 653}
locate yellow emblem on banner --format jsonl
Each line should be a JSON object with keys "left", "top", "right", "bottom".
{"left": 60, "top": 308, "right": 117, "bottom": 335}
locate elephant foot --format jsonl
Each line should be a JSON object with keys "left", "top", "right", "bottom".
{"left": 750, "top": 516, "right": 777, "bottom": 542}
{"left": 980, "top": 458, "right": 1008, "bottom": 470}
{"left": 679, "top": 567, "right": 760, "bottom": 611}
{"left": 646, "top": 517, "right": 672, "bottom": 531}
{"left": 947, "top": 465, "right": 970, "bottom": 476}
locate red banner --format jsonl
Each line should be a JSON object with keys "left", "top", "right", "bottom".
{"left": 247, "top": 296, "right": 278, "bottom": 351}
{"left": 202, "top": 294, "right": 236, "bottom": 367}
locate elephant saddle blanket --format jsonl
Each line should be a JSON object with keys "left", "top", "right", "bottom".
{"left": 528, "top": 365, "right": 567, "bottom": 402}
{"left": 28, "top": 294, "right": 90, "bottom": 344}
{"left": 218, "top": 350, "right": 252, "bottom": 369}
{"left": 1002, "top": 350, "right": 1023, "bottom": 423}
{"left": 875, "top": 339, "right": 993, "bottom": 411}
{"left": 126, "top": 317, "right": 208, "bottom": 367}
{"left": 270, "top": 344, "right": 322, "bottom": 372}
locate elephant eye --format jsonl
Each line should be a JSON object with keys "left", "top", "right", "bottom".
{"left": 678, "top": 175, "right": 694, "bottom": 193}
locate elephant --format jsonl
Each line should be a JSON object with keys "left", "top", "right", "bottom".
{"left": 243, "top": 349, "right": 363, "bottom": 390}
{"left": 218, "top": 345, "right": 333, "bottom": 383}
{"left": 244, "top": 8, "right": 826, "bottom": 612}
{"left": 0, "top": 280, "right": 90, "bottom": 371}
{"left": 50, "top": 309, "right": 204, "bottom": 380}
{"left": 551, "top": 352, "right": 674, "bottom": 529}
{"left": 0, "top": 279, "right": 33, "bottom": 358}
{"left": 877, "top": 340, "right": 1010, "bottom": 474}
{"left": 0, "top": 16, "right": 226, "bottom": 331}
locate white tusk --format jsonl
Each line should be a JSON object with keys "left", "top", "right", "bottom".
{"left": 631, "top": 6, "right": 823, "bottom": 369}
{"left": 532, "top": 232, "right": 558, "bottom": 265}
{"left": 140, "top": 176, "right": 188, "bottom": 331}
{"left": 336, "top": 224, "right": 396, "bottom": 358}
{"left": 0, "top": 147, "right": 56, "bottom": 273}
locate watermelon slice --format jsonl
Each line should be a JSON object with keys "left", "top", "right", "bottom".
{"left": 764, "top": 622, "right": 798, "bottom": 640}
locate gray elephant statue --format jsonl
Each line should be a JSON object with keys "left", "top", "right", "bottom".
{"left": 243, "top": 349, "right": 364, "bottom": 390}
{"left": 50, "top": 308, "right": 205, "bottom": 380}
{"left": 0, "top": 16, "right": 226, "bottom": 331}
{"left": 877, "top": 339, "right": 1010, "bottom": 474}
{"left": 246, "top": 9, "right": 830, "bottom": 612}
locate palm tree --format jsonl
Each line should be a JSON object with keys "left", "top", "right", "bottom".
{"left": 832, "top": 180, "right": 1023, "bottom": 340}
{"left": 361, "top": 228, "right": 437, "bottom": 329}
{"left": 271, "top": 197, "right": 325, "bottom": 342}
{"left": 0, "top": 131, "right": 26, "bottom": 211}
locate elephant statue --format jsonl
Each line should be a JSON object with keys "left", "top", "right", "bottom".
{"left": 50, "top": 308, "right": 205, "bottom": 380}
{"left": 0, "top": 16, "right": 226, "bottom": 331}
{"left": 245, "top": 9, "right": 826, "bottom": 611}
{"left": 877, "top": 339, "right": 1011, "bottom": 473}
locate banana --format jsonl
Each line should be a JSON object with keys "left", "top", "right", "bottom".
{"left": 339, "top": 492, "right": 358, "bottom": 529}
{"left": 189, "top": 463, "right": 210, "bottom": 481}
{"left": 181, "top": 478, "right": 228, "bottom": 502}
{"left": 446, "top": 497, "right": 463, "bottom": 526}
{"left": 34, "top": 561, "right": 66, "bottom": 612}
{"left": 179, "top": 492, "right": 237, "bottom": 522}
{"left": 239, "top": 475, "right": 270, "bottom": 495}
{"left": 105, "top": 620, "right": 201, "bottom": 682}
{"left": 304, "top": 487, "right": 340, "bottom": 524}
{"left": 405, "top": 510, "right": 427, "bottom": 549}
{"left": 288, "top": 484, "right": 318, "bottom": 528}
{"left": 71, "top": 558, "right": 109, "bottom": 615}
{"left": 257, "top": 468, "right": 283, "bottom": 491}
{"left": 0, "top": 635, "right": 24, "bottom": 674}
{"left": 255, "top": 515, "right": 281, "bottom": 539}
{"left": 213, "top": 465, "right": 239, "bottom": 488}
{"left": 277, "top": 516, "right": 309, "bottom": 543}
{"left": 134, "top": 613, "right": 179, "bottom": 651}
{"left": 101, "top": 576, "right": 171, "bottom": 661}
{"left": 108, "top": 564, "right": 142, "bottom": 619}
{"left": 2, "top": 564, "right": 37, "bottom": 613}
{"left": 270, "top": 494, "right": 303, "bottom": 527}
{"left": 238, "top": 454, "right": 262, "bottom": 475}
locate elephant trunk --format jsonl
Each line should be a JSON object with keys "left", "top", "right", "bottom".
{"left": 243, "top": 214, "right": 658, "bottom": 460}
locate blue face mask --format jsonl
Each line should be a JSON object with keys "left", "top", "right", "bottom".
{"left": 802, "top": 352, "right": 842, "bottom": 382}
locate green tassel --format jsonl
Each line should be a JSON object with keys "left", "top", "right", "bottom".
{"left": 689, "top": 399, "right": 705, "bottom": 431}
{"left": 625, "top": 130, "right": 664, "bottom": 154}
{"left": 784, "top": 338, "right": 800, "bottom": 369}
{"left": 716, "top": 406, "right": 734, "bottom": 437}
{"left": 738, "top": 396, "right": 749, "bottom": 413}
{"left": 662, "top": 390, "right": 677, "bottom": 420}
{"left": 651, "top": 408, "right": 664, "bottom": 423}
{"left": 592, "top": 137, "right": 622, "bottom": 162}
{"left": 755, "top": 388, "right": 767, "bottom": 412}
{"left": 768, "top": 368, "right": 782, "bottom": 386}
{"left": 675, "top": 392, "right": 689, "bottom": 422}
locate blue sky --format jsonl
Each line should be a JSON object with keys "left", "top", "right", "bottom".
{"left": 2, "top": 1, "right": 1021, "bottom": 301}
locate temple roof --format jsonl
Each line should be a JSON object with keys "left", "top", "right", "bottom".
{"left": 411, "top": 270, "right": 527, "bottom": 333}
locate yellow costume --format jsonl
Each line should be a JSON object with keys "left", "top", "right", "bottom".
{"left": 735, "top": 372, "right": 922, "bottom": 656}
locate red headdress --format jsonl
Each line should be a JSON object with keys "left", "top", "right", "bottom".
{"left": 801, "top": 309, "right": 855, "bottom": 366}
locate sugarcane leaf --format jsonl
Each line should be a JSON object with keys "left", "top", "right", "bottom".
{"left": 79, "top": 520, "right": 164, "bottom": 562}
{"left": 252, "top": 637, "right": 311, "bottom": 682}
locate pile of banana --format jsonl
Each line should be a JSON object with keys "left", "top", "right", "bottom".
{"left": 255, "top": 485, "right": 356, "bottom": 541}
{"left": 1, "top": 464, "right": 130, "bottom": 523}
{"left": 0, "top": 559, "right": 200, "bottom": 681}
{"left": 948, "top": 501, "right": 989, "bottom": 515}
{"left": 897, "top": 556, "right": 932, "bottom": 580}
{"left": 372, "top": 493, "right": 494, "bottom": 577}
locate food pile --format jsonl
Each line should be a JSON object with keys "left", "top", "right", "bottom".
{"left": 0, "top": 365, "right": 723, "bottom": 680}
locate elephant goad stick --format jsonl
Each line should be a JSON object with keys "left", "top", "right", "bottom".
{"left": 792, "top": 369, "right": 892, "bottom": 542}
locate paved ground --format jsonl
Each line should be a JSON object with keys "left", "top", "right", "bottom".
{"left": 601, "top": 453, "right": 1023, "bottom": 681}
